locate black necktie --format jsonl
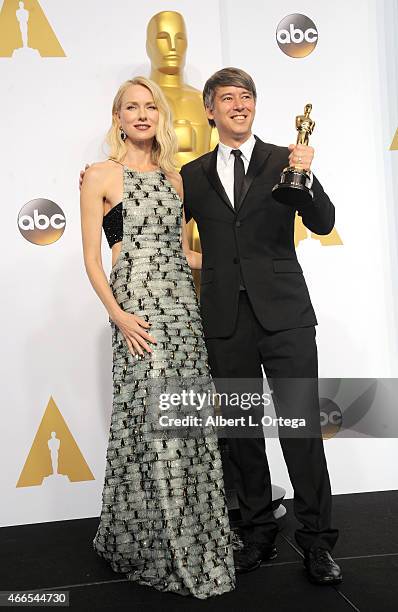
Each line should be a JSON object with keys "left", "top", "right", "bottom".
{"left": 231, "top": 149, "right": 245, "bottom": 210}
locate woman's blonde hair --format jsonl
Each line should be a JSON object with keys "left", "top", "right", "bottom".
{"left": 106, "top": 76, "right": 178, "bottom": 174}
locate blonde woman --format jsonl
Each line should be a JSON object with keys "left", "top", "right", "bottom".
{"left": 80, "top": 77, "right": 235, "bottom": 598}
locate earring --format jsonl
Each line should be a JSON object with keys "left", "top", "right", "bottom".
{"left": 119, "top": 127, "right": 127, "bottom": 141}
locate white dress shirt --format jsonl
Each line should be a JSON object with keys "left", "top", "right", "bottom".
{"left": 217, "top": 134, "right": 313, "bottom": 206}
{"left": 217, "top": 134, "right": 256, "bottom": 207}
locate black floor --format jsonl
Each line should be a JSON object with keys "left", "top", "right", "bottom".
{"left": 1, "top": 491, "right": 397, "bottom": 611}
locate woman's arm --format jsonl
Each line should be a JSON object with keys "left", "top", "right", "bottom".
{"left": 168, "top": 172, "right": 202, "bottom": 270}
{"left": 80, "top": 165, "right": 156, "bottom": 355}
{"left": 80, "top": 165, "right": 123, "bottom": 321}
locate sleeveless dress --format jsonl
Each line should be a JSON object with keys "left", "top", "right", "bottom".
{"left": 92, "top": 166, "right": 236, "bottom": 599}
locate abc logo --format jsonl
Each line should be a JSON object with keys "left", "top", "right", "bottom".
{"left": 320, "top": 398, "right": 342, "bottom": 440}
{"left": 18, "top": 199, "right": 66, "bottom": 245}
{"left": 276, "top": 14, "right": 318, "bottom": 58}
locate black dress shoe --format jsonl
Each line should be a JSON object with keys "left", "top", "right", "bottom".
{"left": 304, "top": 548, "right": 342, "bottom": 585}
{"left": 233, "top": 541, "right": 277, "bottom": 573}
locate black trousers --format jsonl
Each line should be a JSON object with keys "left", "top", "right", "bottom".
{"left": 205, "top": 291, "right": 339, "bottom": 552}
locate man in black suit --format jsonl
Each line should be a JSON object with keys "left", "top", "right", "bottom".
{"left": 180, "top": 67, "right": 342, "bottom": 584}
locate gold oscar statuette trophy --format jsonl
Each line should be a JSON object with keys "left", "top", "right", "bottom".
{"left": 272, "top": 103, "right": 315, "bottom": 207}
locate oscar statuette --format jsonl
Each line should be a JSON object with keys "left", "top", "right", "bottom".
{"left": 272, "top": 103, "right": 315, "bottom": 207}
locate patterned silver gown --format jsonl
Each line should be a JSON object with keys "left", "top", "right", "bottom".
{"left": 92, "top": 167, "right": 236, "bottom": 598}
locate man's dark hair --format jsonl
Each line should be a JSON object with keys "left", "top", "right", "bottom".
{"left": 202, "top": 67, "right": 257, "bottom": 127}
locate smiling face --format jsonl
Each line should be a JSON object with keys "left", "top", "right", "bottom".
{"left": 206, "top": 85, "right": 256, "bottom": 145}
{"left": 117, "top": 84, "right": 159, "bottom": 143}
{"left": 146, "top": 11, "right": 187, "bottom": 74}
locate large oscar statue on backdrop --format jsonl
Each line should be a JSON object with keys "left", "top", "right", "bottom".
{"left": 145, "top": 11, "right": 285, "bottom": 520}
{"left": 146, "top": 11, "right": 219, "bottom": 291}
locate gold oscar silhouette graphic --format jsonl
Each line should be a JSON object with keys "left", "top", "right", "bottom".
{"left": 390, "top": 127, "right": 398, "bottom": 150}
{"left": 294, "top": 217, "right": 342, "bottom": 246}
{"left": 146, "top": 11, "right": 218, "bottom": 290}
{"left": 16, "top": 396, "right": 94, "bottom": 487}
{"left": 0, "top": 0, "right": 65, "bottom": 57}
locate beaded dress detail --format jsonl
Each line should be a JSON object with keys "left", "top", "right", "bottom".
{"left": 93, "top": 167, "right": 235, "bottom": 599}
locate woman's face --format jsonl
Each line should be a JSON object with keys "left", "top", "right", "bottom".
{"left": 118, "top": 84, "right": 159, "bottom": 143}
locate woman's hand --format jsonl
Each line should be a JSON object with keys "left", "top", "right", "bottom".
{"left": 112, "top": 310, "right": 157, "bottom": 356}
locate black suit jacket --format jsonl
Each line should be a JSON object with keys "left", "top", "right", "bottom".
{"left": 180, "top": 136, "right": 335, "bottom": 339}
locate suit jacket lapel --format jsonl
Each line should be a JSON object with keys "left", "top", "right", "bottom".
{"left": 201, "top": 145, "right": 235, "bottom": 214}
{"left": 201, "top": 137, "right": 273, "bottom": 214}
{"left": 238, "top": 136, "right": 272, "bottom": 211}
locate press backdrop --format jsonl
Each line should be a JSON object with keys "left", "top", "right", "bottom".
{"left": 1, "top": 0, "right": 397, "bottom": 526}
